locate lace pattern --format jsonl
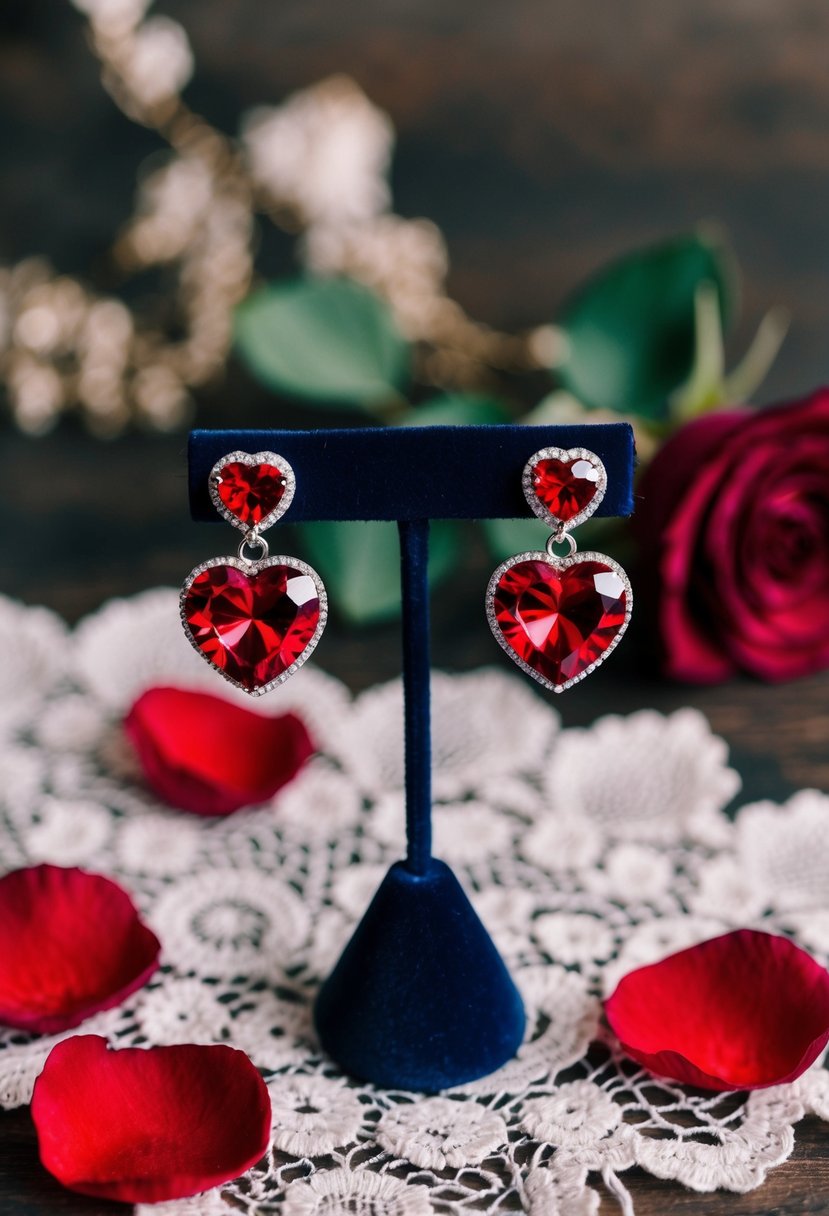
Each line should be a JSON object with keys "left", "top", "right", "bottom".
{"left": 0, "top": 588, "right": 827, "bottom": 1214}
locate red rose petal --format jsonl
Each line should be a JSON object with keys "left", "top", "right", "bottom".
{"left": 32, "top": 1036, "right": 271, "bottom": 1203}
{"left": 0, "top": 865, "right": 159, "bottom": 1034}
{"left": 605, "top": 929, "right": 829, "bottom": 1091}
{"left": 125, "top": 686, "right": 315, "bottom": 815}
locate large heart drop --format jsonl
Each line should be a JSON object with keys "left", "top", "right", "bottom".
{"left": 487, "top": 552, "right": 631, "bottom": 692}
{"left": 181, "top": 558, "right": 326, "bottom": 695}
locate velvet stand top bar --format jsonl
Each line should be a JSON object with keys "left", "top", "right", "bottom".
{"left": 188, "top": 424, "right": 636, "bottom": 523}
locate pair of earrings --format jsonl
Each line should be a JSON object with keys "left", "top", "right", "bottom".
{"left": 180, "top": 447, "right": 631, "bottom": 696}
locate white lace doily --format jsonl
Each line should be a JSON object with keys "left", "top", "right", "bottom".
{"left": 1, "top": 588, "right": 828, "bottom": 1215}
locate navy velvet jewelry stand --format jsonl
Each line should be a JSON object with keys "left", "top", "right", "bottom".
{"left": 189, "top": 423, "right": 635, "bottom": 1091}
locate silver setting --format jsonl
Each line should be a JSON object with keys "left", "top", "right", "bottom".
{"left": 522, "top": 447, "right": 607, "bottom": 530}
{"left": 208, "top": 450, "right": 296, "bottom": 534}
{"left": 485, "top": 548, "right": 633, "bottom": 694}
{"left": 238, "top": 532, "right": 269, "bottom": 562}
{"left": 546, "top": 530, "right": 578, "bottom": 559}
{"left": 180, "top": 554, "right": 328, "bottom": 697}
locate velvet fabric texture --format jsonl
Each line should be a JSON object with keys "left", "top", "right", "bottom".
{"left": 399, "top": 519, "right": 432, "bottom": 874}
{"left": 188, "top": 424, "right": 636, "bottom": 522}
{"left": 314, "top": 860, "right": 526, "bottom": 1091}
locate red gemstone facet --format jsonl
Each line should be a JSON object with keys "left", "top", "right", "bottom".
{"left": 531, "top": 457, "right": 600, "bottom": 523}
{"left": 215, "top": 462, "right": 286, "bottom": 529}
{"left": 492, "top": 558, "right": 627, "bottom": 688}
{"left": 183, "top": 563, "right": 321, "bottom": 691}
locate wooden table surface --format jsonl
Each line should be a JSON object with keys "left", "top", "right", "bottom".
{"left": 3, "top": 0, "right": 829, "bottom": 1209}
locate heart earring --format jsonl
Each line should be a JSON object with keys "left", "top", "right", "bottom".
{"left": 486, "top": 447, "right": 632, "bottom": 692}
{"left": 180, "top": 451, "right": 327, "bottom": 695}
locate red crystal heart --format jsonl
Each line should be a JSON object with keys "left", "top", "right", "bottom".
{"left": 490, "top": 557, "right": 629, "bottom": 689}
{"left": 215, "top": 462, "right": 286, "bottom": 529}
{"left": 530, "top": 456, "right": 601, "bottom": 523}
{"left": 182, "top": 562, "right": 322, "bottom": 693}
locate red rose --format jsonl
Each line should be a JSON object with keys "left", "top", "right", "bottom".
{"left": 124, "top": 686, "right": 315, "bottom": 815}
{"left": 636, "top": 388, "right": 829, "bottom": 682}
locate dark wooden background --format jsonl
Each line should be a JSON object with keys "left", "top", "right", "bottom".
{"left": 2, "top": 1, "right": 829, "bottom": 1211}
{"left": 5, "top": 0, "right": 829, "bottom": 402}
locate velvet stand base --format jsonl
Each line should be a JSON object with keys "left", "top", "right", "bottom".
{"left": 314, "top": 859, "right": 526, "bottom": 1091}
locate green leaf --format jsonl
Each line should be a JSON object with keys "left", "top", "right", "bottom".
{"left": 397, "top": 393, "right": 511, "bottom": 427}
{"left": 482, "top": 516, "right": 549, "bottom": 563}
{"left": 670, "top": 288, "right": 789, "bottom": 425}
{"left": 234, "top": 277, "right": 410, "bottom": 412}
{"left": 556, "top": 231, "right": 737, "bottom": 421}
{"left": 667, "top": 280, "right": 727, "bottom": 424}
{"left": 298, "top": 518, "right": 461, "bottom": 625}
{"left": 721, "top": 306, "right": 788, "bottom": 404}
{"left": 521, "top": 390, "right": 591, "bottom": 425}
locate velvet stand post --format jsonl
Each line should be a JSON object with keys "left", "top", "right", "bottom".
{"left": 188, "top": 424, "right": 635, "bottom": 1090}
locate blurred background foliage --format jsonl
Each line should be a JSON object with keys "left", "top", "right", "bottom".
{"left": 1, "top": 0, "right": 827, "bottom": 622}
